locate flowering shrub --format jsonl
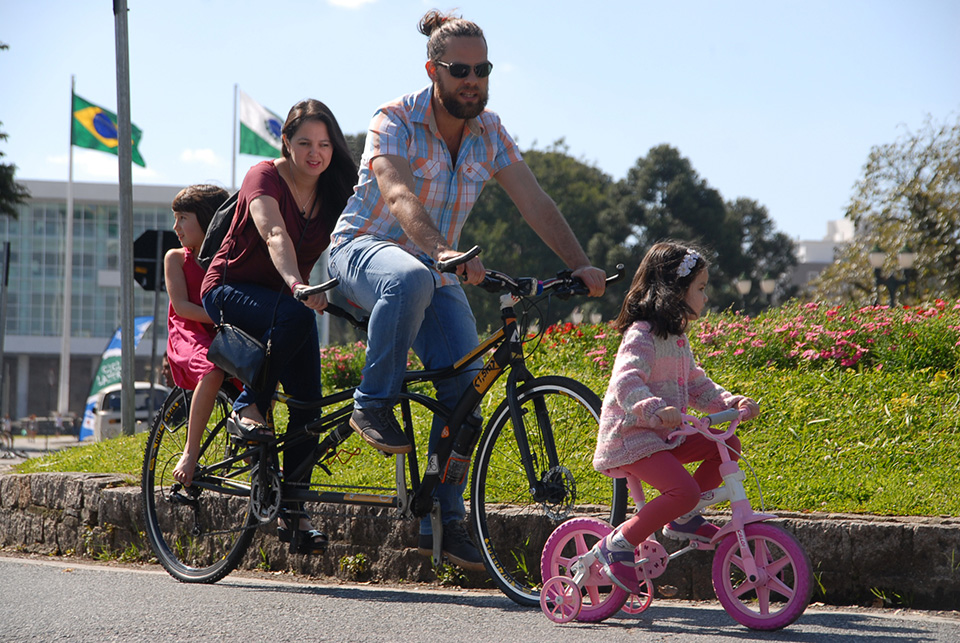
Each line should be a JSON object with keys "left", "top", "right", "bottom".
{"left": 320, "top": 342, "right": 366, "bottom": 390}
{"left": 692, "top": 300, "right": 960, "bottom": 373}
{"left": 319, "top": 342, "right": 425, "bottom": 392}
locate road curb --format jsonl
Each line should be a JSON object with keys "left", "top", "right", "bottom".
{"left": 1, "top": 471, "right": 958, "bottom": 609}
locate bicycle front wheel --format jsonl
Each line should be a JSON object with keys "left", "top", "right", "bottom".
{"left": 141, "top": 385, "right": 257, "bottom": 583}
{"left": 712, "top": 522, "right": 813, "bottom": 630}
{"left": 471, "top": 376, "right": 628, "bottom": 606}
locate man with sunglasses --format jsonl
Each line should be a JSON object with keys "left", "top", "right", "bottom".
{"left": 329, "top": 9, "right": 606, "bottom": 572}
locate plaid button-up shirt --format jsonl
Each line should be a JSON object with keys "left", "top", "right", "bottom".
{"left": 332, "top": 85, "right": 523, "bottom": 286}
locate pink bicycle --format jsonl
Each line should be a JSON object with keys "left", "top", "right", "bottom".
{"left": 539, "top": 408, "right": 813, "bottom": 630}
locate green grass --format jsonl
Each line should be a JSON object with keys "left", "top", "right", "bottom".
{"left": 16, "top": 299, "right": 960, "bottom": 517}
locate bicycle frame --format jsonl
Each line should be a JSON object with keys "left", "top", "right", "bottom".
{"left": 145, "top": 253, "right": 634, "bottom": 606}
{"left": 191, "top": 284, "right": 550, "bottom": 530}
{"left": 632, "top": 411, "right": 778, "bottom": 569}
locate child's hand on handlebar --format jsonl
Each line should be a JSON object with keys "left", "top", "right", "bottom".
{"left": 736, "top": 397, "right": 760, "bottom": 421}
{"left": 655, "top": 405, "right": 683, "bottom": 429}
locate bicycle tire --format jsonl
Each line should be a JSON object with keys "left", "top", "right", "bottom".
{"left": 540, "top": 517, "right": 628, "bottom": 622}
{"left": 471, "top": 376, "right": 628, "bottom": 607}
{"left": 142, "top": 384, "right": 257, "bottom": 583}
{"left": 712, "top": 522, "right": 813, "bottom": 630}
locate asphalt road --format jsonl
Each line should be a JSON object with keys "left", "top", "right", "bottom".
{"left": 2, "top": 555, "right": 958, "bottom": 642}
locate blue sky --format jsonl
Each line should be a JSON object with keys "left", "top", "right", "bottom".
{"left": 1, "top": 0, "right": 958, "bottom": 242}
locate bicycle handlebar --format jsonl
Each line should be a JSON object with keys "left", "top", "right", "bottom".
{"left": 293, "top": 278, "right": 368, "bottom": 332}
{"left": 294, "top": 278, "right": 339, "bottom": 300}
{"left": 667, "top": 408, "right": 744, "bottom": 444}
{"left": 433, "top": 245, "right": 625, "bottom": 300}
{"left": 292, "top": 245, "right": 623, "bottom": 334}
{"left": 435, "top": 245, "right": 482, "bottom": 274}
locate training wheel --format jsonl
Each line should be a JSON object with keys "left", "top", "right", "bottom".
{"left": 621, "top": 576, "right": 655, "bottom": 614}
{"left": 540, "top": 576, "right": 582, "bottom": 623}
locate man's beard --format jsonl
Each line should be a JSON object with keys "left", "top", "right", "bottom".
{"left": 436, "top": 79, "right": 488, "bottom": 120}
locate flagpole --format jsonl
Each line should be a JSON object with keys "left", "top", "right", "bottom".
{"left": 231, "top": 83, "right": 238, "bottom": 191}
{"left": 58, "top": 75, "right": 75, "bottom": 416}
{"left": 114, "top": 0, "right": 137, "bottom": 436}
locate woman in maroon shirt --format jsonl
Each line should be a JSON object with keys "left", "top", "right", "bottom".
{"left": 201, "top": 99, "right": 356, "bottom": 553}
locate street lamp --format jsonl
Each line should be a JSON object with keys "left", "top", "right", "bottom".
{"left": 735, "top": 274, "right": 776, "bottom": 308}
{"left": 736, "top": 275, "right": 752, "bottom": 297}
{"left": 760, "top": 274, "right": 776, "bottom": 299}
{"left": 868, "top": 244, "right": 916, "bottom": 306}
{"left": 570, "top": 307, "right": 584, "bottom": 325}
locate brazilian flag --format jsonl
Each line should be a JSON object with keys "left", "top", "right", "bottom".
{"left": 72, "top": 93, "right": 146, "bottom": 167}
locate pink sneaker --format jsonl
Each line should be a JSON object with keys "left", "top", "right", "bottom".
{"left": 662, "top": 515, "right": 719, "bottom": 544}
{"left": 594, "top": 537, "right": 642, "bottom": 594}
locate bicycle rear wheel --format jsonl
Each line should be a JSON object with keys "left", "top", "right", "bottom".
{"left": 141, "top": 384, "right": 257, "bottom": 583}
{"left": 471, "top": 376, "right": 628, "bottom": 607}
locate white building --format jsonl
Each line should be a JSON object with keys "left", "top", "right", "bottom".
{"left": 1, "top": 179, "right": 182, "bottom": 422}
{"left": 790, "top": 219, "right": 853, "bottom": 291}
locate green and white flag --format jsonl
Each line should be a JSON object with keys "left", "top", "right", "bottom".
{"left": 238, "top": 89, "right": 282, "bottom": 158}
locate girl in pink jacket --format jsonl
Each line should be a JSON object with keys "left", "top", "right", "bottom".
{"left": 592, "top": 240, "right": 759, "bottom": 590}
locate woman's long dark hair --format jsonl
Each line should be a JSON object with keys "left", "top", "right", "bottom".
{"left": 612, "top": 240, "right": 709, "bottom": 338}
{"left": 281, "top": 99, "right": 358, "bottom": 224}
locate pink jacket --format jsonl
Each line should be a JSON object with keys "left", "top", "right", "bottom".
{"left": 593, "top": 321, "right": 742, "bottom": 474}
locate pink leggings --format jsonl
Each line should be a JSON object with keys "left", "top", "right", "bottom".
{"left": 611, "top": 433, "right": 740, "bottom": 547}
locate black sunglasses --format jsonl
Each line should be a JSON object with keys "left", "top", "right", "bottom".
{"left": 435, "top": 60, "right": 494, "bottom": 79}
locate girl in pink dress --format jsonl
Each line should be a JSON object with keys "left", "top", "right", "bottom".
{"left": 165, "top": 184, "right": 229, "bottom": 486}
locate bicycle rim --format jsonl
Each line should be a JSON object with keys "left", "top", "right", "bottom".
{"left": 471, "top": 376, "right": 628, "bottom": 607}
{"left": 712, "top": 522, "right": 813, "bottom": 630}
{"left": 141, "top": 385, "right": 257, "bottom": 583}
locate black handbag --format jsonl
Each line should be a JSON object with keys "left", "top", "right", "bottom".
{"left": 207, "top": 323, "right": 270, "bottom": 391}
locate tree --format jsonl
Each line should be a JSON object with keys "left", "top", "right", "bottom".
{"left": 344, "top": 132, "right": 366, "bottom": 167}
{"left": 725, "top": 198, "right": 798, "bottom": 314}
{"left": 0, "top": 43, "right": 30, "bottom": 219}
{"left": 811, "top": 113, "right": 960, "bottom": 305}
{"left": 619, "top": 145, "right": 747, "bottom": 310}
{"left": 461, "top": 140, "right": 624, "bottom": 331}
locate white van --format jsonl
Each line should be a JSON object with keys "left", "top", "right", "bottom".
{"left": 93, "top": 382, "right": 171, "bottom": 441}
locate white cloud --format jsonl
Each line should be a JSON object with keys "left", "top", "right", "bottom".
{"left": 180, "top": 148, "right": 223, "bottom": 167}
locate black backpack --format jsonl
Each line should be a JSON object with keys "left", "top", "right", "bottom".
{"left": 196, "top": 190, "right": 239, "bottom": 270}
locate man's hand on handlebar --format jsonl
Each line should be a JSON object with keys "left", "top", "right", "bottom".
{"left": 572, "top": 265, "right": 607, "bottom": 297}
{"left": 438, "top": 248, "right": 486, "bottom": 285}
{"left": 293, "top": 285, "right": 329, "bottom": 313}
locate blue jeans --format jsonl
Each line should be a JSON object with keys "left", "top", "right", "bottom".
{"left": 202, "top": 282, "right": 321, "bottom": 486}
{"left": 328, "top": 237, "right": 481, "bottom": 533}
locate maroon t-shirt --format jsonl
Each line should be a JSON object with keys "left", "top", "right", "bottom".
{"left": 201, "top": 160, "right": 332, "bottom": 298}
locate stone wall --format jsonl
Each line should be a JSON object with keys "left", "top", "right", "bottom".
{"left": 2, "top": 472, "right": 959, "bottom": 609}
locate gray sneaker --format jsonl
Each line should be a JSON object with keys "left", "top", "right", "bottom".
{"left": 349, "top": 407, "right": 411, "bottom": 454}
{"left": 418, "top": 521, "right": 485, "bottom": 571}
